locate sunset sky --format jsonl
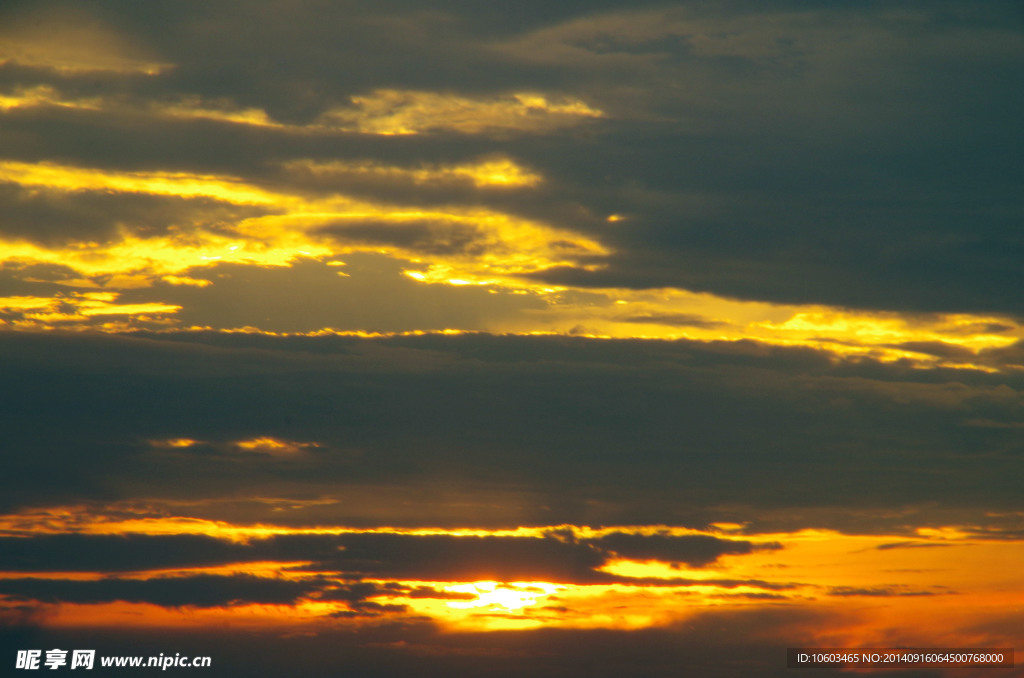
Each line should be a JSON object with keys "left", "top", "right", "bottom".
{"left": 1, "top": 1, "right": 1022, "bottom": 676}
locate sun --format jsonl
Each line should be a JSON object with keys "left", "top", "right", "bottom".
{"left": 444, "top": 581, "right": 562, "bottom": 610}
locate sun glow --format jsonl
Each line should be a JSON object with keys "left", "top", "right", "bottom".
{"left": 444, "top": 581, "right": 563, "bottom": 610}
{"left": 1, "top": 504, "right": 1022, "bottom": 641}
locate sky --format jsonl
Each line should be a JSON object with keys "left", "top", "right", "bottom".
{"left": 0, "top": 1, "right": 1022, "bottom": 676}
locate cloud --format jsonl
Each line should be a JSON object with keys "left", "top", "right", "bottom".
{"left": 0, "top": 607, "right": 861, "bottom": 678}
{"left": 616, "top": 313, "right": 725, "bottom": 329}
{"left": 1, "top": 2, "right": 1022, "bottom": 674}
{"left": 0, "top": 529, "right": 792, "bottom": 612}
{"left": 316, "top": 90, "right": 604, "bottom": 136}
{"left": 0, "top": 177, "right": 269, "bottom": 247}
{"left": 284, "top": 157, "right": 542, "bottom": 190}
{"left": 875, "top": 542, "right": 957, "bottom": 551}
{"left": 0, "top": 152, "right": 611, "bottom": 333}
{"left": 1, "top": 330, "right": 1022, "bottom": 523}
{"left": 3, "top": 1, "right": 1022, "bottom": 331}
{"left": 297, "top": 533, "right": 608, "bottom": 583}
{"left": 825, "top": 586, "right": 944, "bottom": 598}
{"left": 0, "top": 160, "right": 283, "bottom": 206}
{"left": 489, "top": 4, "right": 1024, "bottom": 315}
{"left": 0, "top": 5, "right": 171, "bottom": 75}
{"left": 405, "top": 586, "right": 477, "bottom": 601}
{"left": 0, "top": 574, "right": 317, "bottom": 608}
{"left": 593, "top": 533, "right": 781, "bottom": 567}
{"left": 0, "top": 534, "right": 250, "bottom": 573}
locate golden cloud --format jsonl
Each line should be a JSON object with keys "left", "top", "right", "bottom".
{"left": 2, "top": 158, "right": 1019, "bottom": 371}
{"left": 284, "top": 156, "right": 543, "bottom": 189}
{"left": 316, "top": 89, "right": 605, "bottom": 135}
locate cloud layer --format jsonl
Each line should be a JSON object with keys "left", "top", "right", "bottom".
{"left": 2, "top": 2, "right": 1022, "bottom": 676}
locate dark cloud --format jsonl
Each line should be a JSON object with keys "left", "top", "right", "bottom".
{"left": 0, "top": 531, "right": 800, "bottom": 613}
{"left": 0, "top": 534, "right": 249, "bottom": 573}
{"left": 616, "top": 313, "right": 725, "bottom": 329}
{"left": 1, "top": 330, "right": 1022, "bottom": 524}
{"left": 0, "top": 529, "right": 781, "bottom": 587}
{"left": 0, "top": 574, "right": 317, "bottom": 608}
{"left": 594, "top": 533, "right": 781, "bottom": 567}
{"left": 875, "top": 542, "right": 957, "bottom": 551}
{"left": 0, "top": 262, "right": 83, "bottom": 297}
{"left": 307, "top": 533, "right": 607, "bottom": 583}
{"left": 887, "top": 342, "right": 979, "bottom": 361}
{"left": 316, "top": 220, "right": 489, "bottom": 257}
{"left": 825, "top": 587, "right": 945, "bottom": 598}
{"left": 405, "top": 586, "right": 476, "bottom": 600}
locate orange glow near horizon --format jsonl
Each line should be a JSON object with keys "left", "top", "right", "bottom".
{"left": 19, "top": 586, "right": 1019, "bottom": 659}
{"left": 1, "top": 506, "right": 1021, "bottom": 641}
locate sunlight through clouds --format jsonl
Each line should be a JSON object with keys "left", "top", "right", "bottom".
{"left": 2, "top": 2, "right": 1022, "bottom": 674}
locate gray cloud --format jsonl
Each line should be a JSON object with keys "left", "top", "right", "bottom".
{"left": 0, "top": 574, "right": 318, "bottom": 608}
{"left": 594, "top": 533, "right": 781, "bottom": 567}
{"left": 825, "top": 586, "right": 945, "bottom": 598}
{"left": 304, "top": 533, "right": 607, "bottom": 583}
{"left": 875, "top": 542, "right": 957, "bottom": 551}
{"left": 616, "top": 313, "right": 725, "bottom": 329}
{"left": 1, "top": 331, "right": 1021, "bottom": 527}
{"left": 0, "top": 534, "right": 251, "bottom": 573}
{"left": 0, "top": 530, "right": 775, "bottom": 588}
